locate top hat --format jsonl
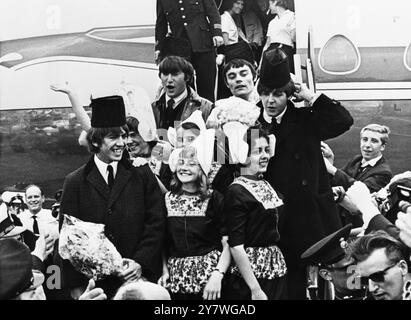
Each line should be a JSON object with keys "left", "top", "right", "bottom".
{"left": 300, "top": 224, "right": 353, "bottom": 266}
{"left": 90, "top": 95, "right": 126, "bottom": 128}
{"left": 0, "top": 238, "right": 33, "bottom": 299}
{"left": 259, "top": 48, "right": 291, "bottom": 90}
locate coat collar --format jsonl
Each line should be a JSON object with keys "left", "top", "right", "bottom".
{"left": 273, "top": 100, "right": 298, "bottom": 144}
{"left": 83, "top": 154, "right": 132, "bottom": 204}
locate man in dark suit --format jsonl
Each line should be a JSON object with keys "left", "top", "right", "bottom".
{"left": 155, "top": 0, "right": 223, "bottom": 102}
{"left": 257, "top": 48, "right": 354, "bottom": 299}
{"left": 59, "top": 96, "right": 165, "bottom": 299}
{"left": 322, "top": 124, "right": 392, "bottom": 226}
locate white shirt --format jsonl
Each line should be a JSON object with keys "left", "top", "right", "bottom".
{"left": 165, "top": 88, "right": 188, "bottom": 109}
{"left": 94, "top": 154, "right": 118, "bottom": 184}
{"left": 19, "top": 208, "right": 58, "bottom": 237}
{"left": 266, "top": 10, "right": 296, "bottom": 47}
{"left": 221, "top": 11, "right": 247, "bottom": 45}
{"left": 361, "top": 154, "right": 383, "bottom": 168}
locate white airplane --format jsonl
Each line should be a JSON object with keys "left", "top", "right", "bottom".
{"left": 0, "top": 0, "right": 410, "bottom": 201}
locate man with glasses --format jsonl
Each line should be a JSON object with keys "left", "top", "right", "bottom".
{"left": 301, "top": 224, "right": 368, "bottom": 300}
{"left": 350, "top": 230, "right": 411, "bottom": 300}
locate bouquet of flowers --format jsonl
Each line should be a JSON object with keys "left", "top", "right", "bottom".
{"left": 212, "top": 96, "right": 260, "bottom": 127}
{"left": 59, "top": 215, "right": 123, "bottom": 281}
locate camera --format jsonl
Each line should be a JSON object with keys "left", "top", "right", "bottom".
{"left": 375, "top": 184, "right": 411, "bottom": 221}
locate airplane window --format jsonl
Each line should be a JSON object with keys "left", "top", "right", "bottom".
{"left": 403, "top": 42, "right": 411, "bottom": 71}
{"left": 318, "top": 34, "right": 361, "bottom": 75}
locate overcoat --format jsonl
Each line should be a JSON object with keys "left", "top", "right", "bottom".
{"left": 59, "top": 155, "right": 166, "bottom": 295}
{"left": 259, "top": 94, "right": 354, "bottom": 265}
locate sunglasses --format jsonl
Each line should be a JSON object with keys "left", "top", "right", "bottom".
{"left": 359, "top": 262, "right": 399, "bottom": 286}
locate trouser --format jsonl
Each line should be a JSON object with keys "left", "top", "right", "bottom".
{"left": 191, "top": 50, "right": 217, "bottom": 102}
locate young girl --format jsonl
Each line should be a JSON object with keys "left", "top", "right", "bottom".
{"left": 158, "top": 131, "right": 230, "bottom": 300}
{"left": 223, "top": 126, "right": 287, "bottom": 300}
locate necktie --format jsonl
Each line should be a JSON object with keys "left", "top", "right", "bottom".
{"left": 32, "top": 215, "right": 39, "bottom": 235}
{"left": 167, "top": 98, "right": 175, "bottom": 109}
{"left": 107, "top": 164, "right": 114, "bottom": 190}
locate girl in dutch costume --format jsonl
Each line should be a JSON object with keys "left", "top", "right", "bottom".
{"left": 223, "top": 125, "right": 287, "bottom": 299}
{"left": 158, "top": 130, "right": 231, "bottom": 300}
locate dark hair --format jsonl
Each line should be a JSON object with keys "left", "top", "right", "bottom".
{"left": 349, "top": 230, "right": 410, "bottom": 267}
{"left": 222, "top": 58, "right": 256, "bottom": 84}
{"left": 126, "top": 116, "right": 139, "bottom": 133}
{"left": 158, "top": 55, "right": 195, "bottom": 83}
{"left": 169, "top": 147, "right": 210, "bottom": 200}
{"left": 257, "top": 79, "right": 296, "bottom": 98}
{"left": 86, "top": 125, "right": 129, "bottom": 154}
{"left": 234, "top": 125, "right": 270, "bottom": 175}
{"left": 221, "top": 0, "right": 244, "bottom": 12}
{"left": 180, "top": 122, "right": 201, "bottom": 132}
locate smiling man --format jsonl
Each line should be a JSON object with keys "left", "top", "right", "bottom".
{"left": 221, "top": 58, "right": 259, "bottom": 102}
{"left": 60, "top": 95, "right": 165, "bottom": 299}
{"left": 152, "top": 55, "right": 213, "bottom": 130}
{"left": 324, "top": 124, "right": 392, "bottom": 194}
{"left": 350, "top": 230, "right": 411, "bottom": 300}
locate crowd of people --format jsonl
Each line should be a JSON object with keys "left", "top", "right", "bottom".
{"left": 1, "top": 0, "right": 411, "bottom": 301}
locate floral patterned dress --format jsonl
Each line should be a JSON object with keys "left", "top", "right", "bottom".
{"left": 164, "top": 190, "right": 224, "bottom": 296}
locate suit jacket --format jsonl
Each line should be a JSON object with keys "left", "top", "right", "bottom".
{"left": 59, "top": 155, "right": 166, "bottom": 295}
{"left": 156, "top": 0, "right": 222, "bottom": 53}
{"left": 260, "top": 94, "right": 354, "bottom": 265}
{"left": 332, "top": 155, "right": 392, "bottom": 193}
{"left": 152, "top": 87, "right": 213, "bottom": 129}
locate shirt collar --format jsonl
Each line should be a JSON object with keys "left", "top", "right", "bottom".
{"left": 94, "top": 154, "right": 118, "bottom": 182}
{"left": 361, "top": 154, "right": 382, "bottom": 167}
{"left": 166, "top": 88, "right": 188, "bottom": 109}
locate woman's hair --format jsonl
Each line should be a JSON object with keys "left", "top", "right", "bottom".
{"left": 257, "top": 79, "right": 296, "bottom": 98}
{"left": 158, "top": 55, "right": 195, "bottom": 83}
{"left": 180, "top": 122, "right": 201, "bottom": 132}
{"left": 169, "top": 147, "right": 210, "bottom": 200}
{"left": 221, "top": 0, "right": 244, "bottom": 12}
{"left": 234, "top": 125, "right": 270, "bottom": 175}
{"left": 126, "top": 116, "right": 158, "bottom": 151}
{"left": 86, "top": 125, "right": 129, "bottom": 154}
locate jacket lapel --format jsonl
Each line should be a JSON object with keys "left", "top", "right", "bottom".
{"left": 86, "top": 164, "right": 110, "bottom": 201}
{"left": 356, "top": 157, "right": 385, "bottom": 180}
{"left": 107, "top": 162, "right": 132, "bottom": 209}
{"left": 275, "top": 104, "right": 297, "bottom": 145}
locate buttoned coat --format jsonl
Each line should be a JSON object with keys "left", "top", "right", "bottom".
{"left": 59, "top": 156, "right": 166, "bottom": 294}
{"left": 260, "top": 94, "right": 354, "bottom": 264}
{"left": 332, "top": 155, "right": 392, "bottom": 193}
{"left": 155, "top": 0, "right": 222, "bottom": 53}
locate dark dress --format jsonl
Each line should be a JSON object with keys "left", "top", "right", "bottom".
{"left": 164, "top": 190, "right": 224, "bottom": 299}
{"left": 223, "top": 176, "right": 287, "bottom": 300}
